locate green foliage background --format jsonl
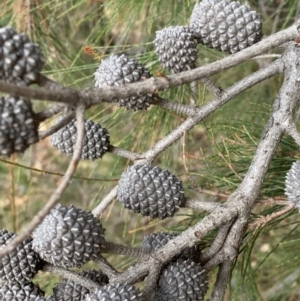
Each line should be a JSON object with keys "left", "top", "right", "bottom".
{"left": 1, "top": 0, "right": 300, "bottom": 299}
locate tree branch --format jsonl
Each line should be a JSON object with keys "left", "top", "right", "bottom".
{"left": 38, "top": 111, "right": 74, "bottom": 140}
{"left": 43, "top": 263, "right": 102, "bottom": 290}
{"left": 101, "top": 240, "right": 145, "bottom": 258}
{"left": 284, "top": 118, "right": 300, "bottom": 147}
{"left": 94, "top": 255, "right": 120, "bottom": 279}
{"left": 247, "top": 204, "right": 294, "bottom": 230}
{"left": 185, "top": 198, "right": 220, "bottom": 212}
{"left": 92, "top": 186, "right": 118, "bottom": 217}
{"left": 200, "top": 223, "right": 232, "bottom": 264}
{"left": 209, "top": 260, "right": 232, "bottom": 301}
{"left": 34, "top": 103, "right": 66, "bottom": 122}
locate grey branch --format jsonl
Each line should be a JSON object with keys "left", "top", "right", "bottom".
{"left": 209, "top": 260, "right": 232, "bottom": 301}
{"left": 34, "top": 103, "right": 66, "bottom": 121}
{"left": 207, "top": 215, "right": 248, "bottom": 300}
{"left": 109, "top": 145, "right": 141, "bottom": 161}
{"left": 200, "top": 222, "right": 232, "bottom": 264}
{"left": 43, "top": 263, "right": 102, "bottom": 290}
{"left": 185, "top": 198, "right": 220, "bottom": 212}
{"left": 142, "top": 264, "right": 162, "bottom": 300}
{"left": 94, "top": 255, "right": 120, "bottom": 279}
{"left": 92, "top": 186, "right": 118, "bottom": 217}
{"left": 200, "top": 77, "right": 223, "bottom": 98}
{"left": 101, "top": 240, "right": 145, "bottom": 258}
{"left": 156, "top": 95, "right": 198, "bottom": 116}
{"left": 38, "top": 111, "right": 75, "bottom": 140}
{"left": 284, "top": 118, "right": 300, "bottom": 147}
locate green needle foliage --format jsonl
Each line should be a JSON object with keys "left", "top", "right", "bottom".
{"left": 1, "top": 0, "right": 300, "bottom": 299}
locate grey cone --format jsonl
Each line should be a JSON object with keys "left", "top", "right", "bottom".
{"left": 54, "top": 270, "right": 108, "bottom": 301}
{"left": 0, "top": 95, "right": 38, "bottom": 156}
{"left": 117, "top": 165, "right": 186, "bottom": 219}
{"left": 155, "top": 259, "right": 208, "bottom": 301}
{"left": 51, "top": 118, "right": 110, "bottom": 161}
{"left": 0, "top": 282, "right": 45, "bottom": 301}
{"left": 94, "top": 54, "right": 155, "bottom": 111}
{"left": 0, "top": 229, "right": 43, "bottom": 284}
{"left": 154, "top": 26, "right": 198, "bottom": 73}
{"left": 190, "top": 0, "right": 262, "bottom": 54}
{"left": 0, "top": 26, "right": 44, "bottom": 85}
{"left": 32, "top": 204, "right": 105, "bottom": 268}
{"left": 86, "top": 283, "right": 144, "bottom": 301}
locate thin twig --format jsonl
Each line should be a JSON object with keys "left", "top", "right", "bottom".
{"left": 38, "top": 111, "right": 74, "bottom": 140}
{"left": 34, "top": 103, "right": 66, "bottom": 122}
{"left": 8, "top": 155, "right": 17, "bottom": 232}
{"left": 185, "top": 198, "right": 220, "bottom": 212}
{"left": 247, "top": 205, "right": 294, "bottom": 230}
{"left": 191, "top": 185, "right": 288, "bottom": 205}
{"left": 256, "top": 198, "right": 288, "bottom": 205}
{"left": 94, "top": 255, "right": 120, "bottom": 279}
{"left": 284, "top": 118, "right": 300, "bottom": 147}
{"left": 0, "top": 157, "right": 118, "bottom": 182}
{"left": 92, "top": 186, "right": 118, "bottom": 217}
{"left": 156, "top": 95, "right": 197, "bottom": 116}
{"left": 189, "top": 81, "right": 198, "bottom": 105}
{"left": 0, "top": 104, "right": 86, "bottom": 259}
{"left": 253, "top": 54, "right": 282, "bottom": 59}
{"left": 209, "top": 260, "right": 232, "bottom": 301}
{"left": 189, "top": 185, "right": 230, "bottom": 198}
{"left": 200, "top": 223, "right": 232, "bottom": 263}
{"left": 101, "top": 240, "right": 145, "bottom": 258}
{"left": 142, "top": 264, "right": 162, "bottom": 300}
{"left": 43, "top": 263, "right": 102, "bottom": 290}
{"left": 200, "top": 77, "right": 223, "bottom": 98}
{"left": 109, "top": 146, "right": 141, "bottom": 161}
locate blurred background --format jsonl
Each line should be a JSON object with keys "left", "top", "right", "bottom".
{"left": 1, "top": 0, "right": 300, "bottom": 299}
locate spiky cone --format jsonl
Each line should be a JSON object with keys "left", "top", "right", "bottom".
{"left": 285, "top": 161, "right": 300, "bottom": 210}
{"left": 0, "top": 95, "right": 39, "bottom": 156}
{"left": 51, "top": 118, "right": 110, "bottom": 161}
{"left": 189, "top": 0, "right": 262, "bottom": 54}
{"left": 154, "top": 259, "right": 208, "bottom": 301}
{"left": 85, "top": 283, "right": 144, "bottom": 301}
{"left": 0, "top": 26, "right": 44, "bottom": 85}
{"left": 142, "top": 232, "right": 201, "bottom": 263}
{"left": 32, "top": 204, "right": 105, "bottom": 268}
{"left": 117, "top": 165, "right": 186, "bottom": 219}
{"left": 0, "top": 229, "right": 44, "bottom": 284}
{"left": 32, "top": 296, "right": 52, "bottom": 301}
{"left": 154, "top": 26, "right": 198, "bottom": 73}
{"left": 94, "top": 54, "right": 155, "bottom": 111}
{"left": 33, "top": 294, "right": 57, "bottom": 300}
{"left": 53, "top": 270, "right": 109, "bottom": 301}
{"left": 0, "top": 282, "right": 45, "bottom": 301}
